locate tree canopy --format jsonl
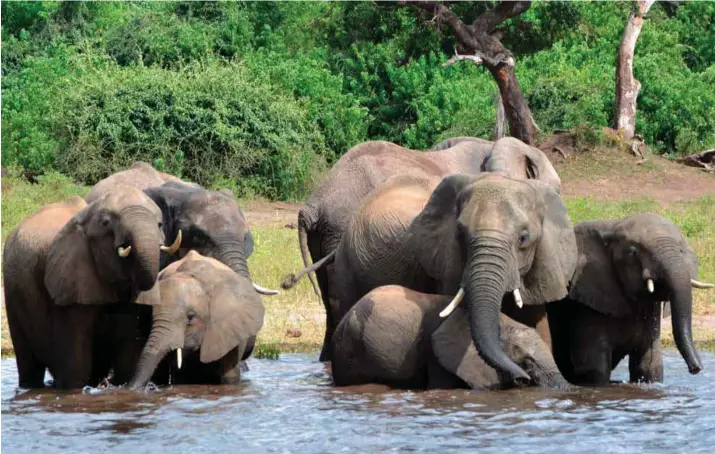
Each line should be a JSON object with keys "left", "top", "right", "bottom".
{"left": 2, "top": 1, "right": 714, "bottom": 199}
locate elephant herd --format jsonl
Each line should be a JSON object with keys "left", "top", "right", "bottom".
{"left": 3, "top": 137, "right": 713, "bottom": 393}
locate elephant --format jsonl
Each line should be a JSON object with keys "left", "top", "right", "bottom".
{"left": 2, "top": 186, "right": 181, "bottom": 389}
{"left": 142, "top": 181, "right": 278, "bottom": 295}
{"left": 127, "top": 251, "right": 265, "bottom": 388}
{"left": 85, "top": 161, "right": 198, "bottom": 204}
{"left": 547, "top": 213, "right": 712, "bottom": 386}
{"left": 295, "top": 136, "right": 561, "bottom": 360}
{"left": 286, "top": 172, "right": 577, "bottom": 384}
{"left": 331, "top": 285, "right": 569, "bottom": 390}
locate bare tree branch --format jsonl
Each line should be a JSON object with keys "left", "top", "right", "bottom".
{"left": 471, "top": 1, "right": 532, "bottom": 34}
{"left": 442, "top": 50, "right": 483, "bottom": 67}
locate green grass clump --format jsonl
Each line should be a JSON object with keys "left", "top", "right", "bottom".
{"left": 253, "top": 343, "right": 281, "bottom": 360}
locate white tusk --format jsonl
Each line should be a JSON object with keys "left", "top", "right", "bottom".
{"left": 160, "top": 230, "right": 182, "bottom": 255}
{"left": 253, "top": 282, "right": 280, "bottom": 295}
{"left": 647, "top": 279, "right": 655, "bottom": 293}
{"left": 440, "top": 288, "right": 465, "bottom": 318}
{"left": 691, "top": 279, "right": 715, "bottom": 289}
{"left": 176, "top": 348, "right": 182, "bottom": 370}
{"left": 117, "top": 245, "right": 132, "bottom": 258}
{"left": 514, "top": 288, "right": 523, "bottom": 308}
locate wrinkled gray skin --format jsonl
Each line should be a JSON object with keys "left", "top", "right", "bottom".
{"left": 3, "top": 187, "right": 168, "bottom": 389}
{"left": 332, "top": 286, "right": 568, "bottom": 390}
{"left": 85, "top": 161, "right": 199, "bottom": 204}
{"left": 128, "top": 251, "right": 264, "bottom": 388}
{"left": 547, "top": 213, "right": 707, "bottom": 385}
{"left": 296, "top": 137, "right": 561, "bottom": 361}
{"left": 288, "top": 173, "right": 576, "bottom": 384}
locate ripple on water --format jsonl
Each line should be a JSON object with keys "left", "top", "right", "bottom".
{"left": 3, "top": 350, "right": 715, "bottom": 453}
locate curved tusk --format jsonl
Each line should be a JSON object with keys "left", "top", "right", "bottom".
{"left": 176, "top": 348, "right": 182, "bottom": 370}
{"left": 160, "top": 230, "right": 182, "bottom": 255}
{"left": 253, "top": 282, "right": 280, "bottom": 296}
{"left": 647, "top": 279, "right": 655, "bottom": 293}
{"left": 117, "top": 245, "right": 132, "bottom": 258}
{"left": 514, "top": 288, "right": 523, "bottom": 308}
{"left": 691, "top": 279, "right": 715, "bottom": 289}
{"left": 440, "top": 288, "right": 465, "bottom": 318}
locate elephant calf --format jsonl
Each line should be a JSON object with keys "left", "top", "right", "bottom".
{"left": 547, "top": 213, "right": 713, "bottom": 386}
{"left": 331, "top": 285, "right": 569, "bottom": 390}
{"left": 128, "top": 251, "right": 265, "bottom": 388}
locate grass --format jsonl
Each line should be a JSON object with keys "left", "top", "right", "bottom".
{"left": 1, "top": 165, "right": 714, "bottom": 358}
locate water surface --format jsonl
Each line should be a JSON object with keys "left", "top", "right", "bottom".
{"left": 3, "top": 351, "right": 715, "bottom": 453}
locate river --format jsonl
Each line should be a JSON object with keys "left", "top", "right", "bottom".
{"left": 2, "top": 350, "right": 715, "bottom": 453}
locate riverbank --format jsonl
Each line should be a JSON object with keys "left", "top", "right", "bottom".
{"left": 1, "top": 145, "right": 714, "bottom": 357}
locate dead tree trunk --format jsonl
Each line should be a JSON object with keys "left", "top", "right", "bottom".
{"left": 493, "top": 91, "right": 507, "bottom": 140}
{"left": 401, "top": 1, "right": 536, "bottom": 145}
{"left": 615, "top": 0, "right": 655, "bottom": 140}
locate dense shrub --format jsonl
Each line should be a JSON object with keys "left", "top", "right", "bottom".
{"left": 2, "top": 1, "right": 713, "bottom": 199}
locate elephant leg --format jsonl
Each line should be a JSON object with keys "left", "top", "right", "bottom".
{"left": 318, "top": 262, "right": 340, "bottom": 362}
{"left": 6, "top": 303, "right": 47, "bottom": 388}
{"left": 52, "top": 305, "right": 100, "bottom": 389}
{"left": 629, "top": 307, "right": 663, "bottom": 383}
{"left": 219, "top": 347, "right": 241, "bottom": 385}
{"left": 427, "top": 357, "right": 467, "bottom": 389}
{"left": 571, "top": 340, "right": 612, "bottom": 386}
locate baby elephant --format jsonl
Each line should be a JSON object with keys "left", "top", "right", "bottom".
{"left": 128, "top": 251, "right": 265, "bottom": 388}
{"left": 547, "top": 213, "right": 713, "bottom": 386}
{"left": 331, "top": 285, "right": 568, "bottom": 390}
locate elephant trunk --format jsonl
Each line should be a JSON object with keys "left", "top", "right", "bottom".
{"left": 121, "top": 207, "right": 162, "bottom": 291}
{"left": 465, "top": 235, "right": 531, "bottom": 385}
{"left": 214, "top": 233, "right": 251, "bottom": 280}
{"left": 127, "top": 307, "right": 183, "bottom": 390}
{"left": 659, "top": 244, "right": 702, "bottom": 374}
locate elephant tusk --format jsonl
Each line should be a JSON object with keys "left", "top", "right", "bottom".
{"left": 160, "top": 230, "right": 182, "bottom": 255}
{"left": 177, "top": 348, "right": 182, "bottom": 370}
{"left": 253, "top": 282, "right": 280, "bottom": 296}
{"left": 439, "top": 288, "right": 465, "bottom": 318}
{"left": 647, "top": 279, "right": 655, "bottom": 293}
{"left": 514, "top": 288, "right": 523, "bottom": 308}
{"left": 117, "top": 245, "right": 132, "bottom": 258}
{"left": 691, "top": 279, "right": 715, "bottom": 289}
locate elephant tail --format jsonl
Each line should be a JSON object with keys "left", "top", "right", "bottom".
{"left": 282, "top": 249, "right": 336, "bottom": 290}
{"left": 297, "top": 207, "right": 321, "bottom": 296}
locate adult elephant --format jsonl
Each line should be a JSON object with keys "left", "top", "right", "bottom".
{"left": 3, "top": 187, "right": 180, "bottom": 389}
{"left": 287, "top": 173, "right": 577, "bottom": 383}
{"left": 295, "top": 137, "right": 561, "bottom": 360}
{"left": 547, "top": 213, "right": 712, "bottom": 385}
{"left": 143, "top": 182, "right": 278, "bottom": 295}
{"left": 332, "top": 285, "right": 568, "bottom": 390}
{"left": 128, "top": 251, "right": 264, "bottom": 388}
{"left": 85, "top": 161, "right": 198, "bottom": 204}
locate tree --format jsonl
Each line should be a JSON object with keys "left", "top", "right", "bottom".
{"left": 399, "top": 1, "right": 537, "bottom": 144}
{"left": 615, "top": 0, "right": 656, "bottom": 141}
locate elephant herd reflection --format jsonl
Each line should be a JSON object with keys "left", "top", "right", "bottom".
{"left": 4, "top": 137, "right": 713, "bottom": 393}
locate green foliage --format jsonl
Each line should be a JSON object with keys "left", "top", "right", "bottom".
{"left": 2, "top": 1, "right": 714, "bottom": 199}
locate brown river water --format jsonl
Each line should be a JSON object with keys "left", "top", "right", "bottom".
{"left": 2, "top": 350, "right": 715, "bottom": 453}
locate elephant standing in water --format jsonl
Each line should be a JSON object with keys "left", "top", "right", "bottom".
{"left": 128, "top": 251, "right": 264, "bottom": 388}
{"left": 295, "top": 137, "right": 561, "bottom": 361}
{"left": 288, "top": 173, "right": 577, "bottom": 383}
{"left": 331, "top": 286, "right": 568, "bottom": 389}
{"left": 547, "top": 213, "right": 712, "bottom": 385}
{"left": 3, "top": 187, "right": 181, "bottom": 389}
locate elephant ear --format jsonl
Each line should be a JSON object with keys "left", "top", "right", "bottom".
{"left": 44, "top": 208, "right": 118, "bottom": 305}
{"left": 244, "top": 230, "right": 255, "bottom": 258}
{"left": 568, "top": 220, "right": 631, "bottom": 317}
{"left": 409, "top": 174, "right": 476, "bottom": 293}
{"left": 520, "top": 180, "right": 577, "bottom": 306}
{"left": 200, "top": 271, "right": 265, "bottom": 363}
{"left": 431, "top": 307, "right": 498, "bottom": 389}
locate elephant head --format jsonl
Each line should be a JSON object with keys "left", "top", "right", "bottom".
{"left": 144, "top": 182, "right": 278, "bottom": 295}
{"left": 484, "top": 137, "right": 562, "bottom": 192}
{"left": 128, "top": 251, "right": 265, "bottom": 389}
{"left": 409, "top": 173, "right": 576, "bottom": 384}
{"left": 44, "top": 185, "right": 180, "bottom": 305}
{"left": 569, "top": 213, "right": 710, "bottom": 375}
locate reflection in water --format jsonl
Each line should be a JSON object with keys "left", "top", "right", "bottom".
{"left": 2, "top": 351, "right": 715, "bottom": 453}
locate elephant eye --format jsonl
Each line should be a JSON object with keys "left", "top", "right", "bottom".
{"left": 519, "top": 230, "right": 530, "bottom": 246}
{"left": 101, "top": 217, "right": 110, "bottom": 227}
{"left": 158, "top": 221, "right": 163, "bottom": 229}
{"left": 628, "top": 245, "right": 639, "bottom": 257}
{"left": 187, "top": 310, "right": 196, "bottom": 323}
